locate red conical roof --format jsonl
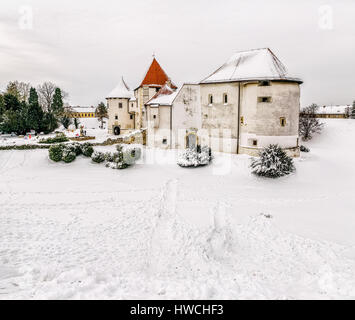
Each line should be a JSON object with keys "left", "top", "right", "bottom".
{"left": 140, "top": 58, "right": 177, "bottom": 88}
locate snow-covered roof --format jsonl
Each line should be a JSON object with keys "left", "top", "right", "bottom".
{"left": 200, "top": 48, "right": 302, "bottom": 84}
{"left": 146, "top": 83, "right": 180, "bottom": 107}
{"left": 316, "top": 105, "right": 351, "bottom": 115}
{"left": 72, "top": 106, "right": 96, "bottom": 113}
{"left": 107, "top": 77, "right": 135, "bottom": 99}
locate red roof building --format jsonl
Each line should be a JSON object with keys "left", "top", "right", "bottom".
{"left": 139, "top": 58, "right": 177, "bottom": 89}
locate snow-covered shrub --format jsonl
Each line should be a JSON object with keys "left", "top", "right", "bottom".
{"left": 39, "top": 133, "right": 69, "bottom": 144}
{"left": 177, "top": 145, "right": 212, "bottom": 168}
{"left": 81, "top": 143, "right": 94, "bottom": 157}
{"left": 62, "top": 147, "right": 76, "bottom": 163}
{"left": 91, "top": 151, "right": 106, "bottom": 164}
{"left": 300, "top": 145, "right": 310, "bottom": 153}
{"left": 49, "top": 144, "right": 64, "bottom": 162}
{"left": 104, "top": 144, "right": 140, "bottom": 170}
{"left": 123, "top": 146, "right": 142, "bottom": 165}
{"left": 251, "top": 144, "right": 295, "bottom": 178}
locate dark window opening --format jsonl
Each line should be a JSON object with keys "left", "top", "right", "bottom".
{"left": 162, "top": 139, "right": 167, "bottom": 145}
{"left": 280, "top": 117, "right": 286, "bottom": 127}
{"left": 258, "top": 97, "right": 272, "bottom": 103}
{"left": 253, "top": 140, "right": 258, "bottom": 146}
{"left": 119, "top": 103, "right": 123, "bottom": 108}
{"left": 115, "top": 115, "right": 118, "bottom": 120}
{"left": 259, "top": 81, "right": 271, "bottom": 86}
{"left": 153, "top": 115, "right": 157, "bottom": 119}
{"left": 208, "top": 94, "right": 213, "bottom": 105}
{"left": 130, "top": 115, "right": 133, "bottom": 120}
{"left": 224, "top": 93, "right": 228, "bottom": 104}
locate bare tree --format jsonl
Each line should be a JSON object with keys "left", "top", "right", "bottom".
{"left": 17, "top": 82, "right": 31, "bottom": 102}
{"left": 37, "top": 82, "right": 56, "bottom": 111}
{"left": 299, "top": 104, "right": 324, "bottom": 141}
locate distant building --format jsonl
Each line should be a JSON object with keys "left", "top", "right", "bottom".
{"left": 70, "top": 106, "right": 97, "bottom": 118}
{"left": 315, "top": 105, "right": 351, "bottom": 119}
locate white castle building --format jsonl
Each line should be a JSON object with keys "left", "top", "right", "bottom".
{"left": 107, "top": 48, "right": 302, "bottom": 156}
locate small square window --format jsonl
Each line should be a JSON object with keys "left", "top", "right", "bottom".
{"left": 162, "top": 139, "right": 167, "bottom": 145}
{"left": 119, "top": 103, "right": 123, "bottom": 108}
{"left": 115, "top": 115, "right": 118, "bottom": 120}
{"left": 153, "top": 115, "right": 157, "bottom": 119}
{"left": 280, "top": 117, "right": 286, "bottom": 127}
{"left": 253, "top": 140, "right": 258, "bottom": 146}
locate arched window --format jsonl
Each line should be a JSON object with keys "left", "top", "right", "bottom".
{"left": 186, "top": 132, "right": 198, "bottom": 149}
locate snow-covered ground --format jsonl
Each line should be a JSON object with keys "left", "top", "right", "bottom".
{"left": 0, "top": 119, "right": 355, "bottom": 299}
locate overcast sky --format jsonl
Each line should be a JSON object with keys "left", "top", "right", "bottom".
{"left": 0, "top": 0, "right": 354, "bottom": 107}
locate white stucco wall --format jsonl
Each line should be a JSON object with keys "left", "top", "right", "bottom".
{"left": 172, "top": 84, "right": 202, "bottom": 149}
{"left": 107, "top": 98, "right": 135, "bottom": 134}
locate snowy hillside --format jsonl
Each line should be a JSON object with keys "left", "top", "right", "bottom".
{"left": 0, "top": 119, "right": 355, "bottom": 299}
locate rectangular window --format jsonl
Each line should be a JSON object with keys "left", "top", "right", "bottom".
{"left": 162, "top": 139, "right": 167, "bottom": 145}
{"left": 280, "top": 117, "right": 286, "bottom": 127}
{"left": 258, "top": 81, "right": 271, "bottom": 86}
{"left": 240, "top": 116, "right": 244, "bottom": 125}
{"left": 258, "top": 96, "right": 272, "bottom": 103}
{"left": 253, "top": 140, "right": 258, "bottom": 146}
{"left": 115, "top": 115, "right": 118, "bottom": 120}
{"left": 153, "top": 115, "right": 157, "bottom": 119}
{"left": 223, "top": 93, "right": 228, "bottom": 104}
{"left": 208, "top": 94, "right": 213, "bottom": 105}
{"left": 130, "top": 115, "right": 133, "bottom": 120}
{"left": 119, "top": 103, "right": 123, "bottom": 109}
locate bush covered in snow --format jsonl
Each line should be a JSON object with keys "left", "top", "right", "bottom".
{"left": 81, "top": 143, "right": 94, "bottom": 157}
{"left": 91, "top": 151, "right": 106, "bottom": 164}
{"left": 177, "top": 145, "right": 212, "bottom": 168}
{"left": 251, "top": 144, "right": 295, "bottom": 178}
{"left": 104, "top": 145, "right": 142, "bottom": 170}
{"left": 48, "top": 142, "right": 93, "bottom": 163}
{"left": 300, "top": 145, "right": 310, "bottom": 153}
{"left": 62, "top": 148, "right": 76, "bottom": 163}
{"left": 49, "top": 144, "right": 64, "bottom": 162}
{"left": 39, "top": 134, "right": 69, "bottom": 144}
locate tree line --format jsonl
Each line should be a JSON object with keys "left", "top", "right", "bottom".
{"left": 0, "top": 81, "right": 66, "bottom": 135}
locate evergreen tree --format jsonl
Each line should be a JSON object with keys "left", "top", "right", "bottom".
{"left": 251, "top": 144, "right": 295, "bottom": 178}
{"left": 95, "top": 102, "right": 108, "bottom": 128}
{"left": 41, "top": 112, "right": 58, "bottom": 134}
{"left": 27, "top": 87, "right": 43, "bottom": 132}
{"left": 0, "top": 94, "right": 4, "bottom": 123}
{"left": 51, "top": 88, "right": 64, "bottom": 116}
{"left": 4, "top": 93, "right": 21, "bottom": 111}
{"left": 351, "top": 100, "right": 355, "bottom": 119}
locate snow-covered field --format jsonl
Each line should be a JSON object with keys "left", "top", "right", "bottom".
{"left": 0, "top": 119, "right": 355, "bottom": 300}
